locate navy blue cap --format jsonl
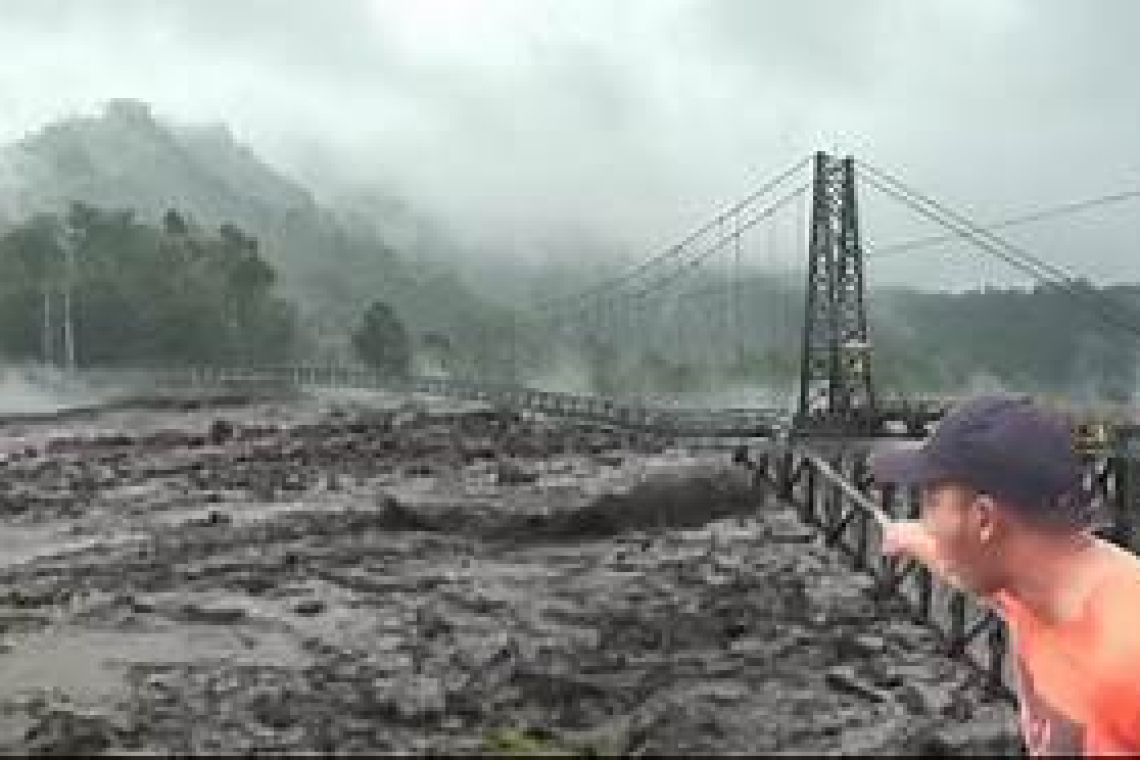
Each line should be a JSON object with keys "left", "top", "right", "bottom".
{"left": 870, "top": 393, "right": 1088, "bottom": 521}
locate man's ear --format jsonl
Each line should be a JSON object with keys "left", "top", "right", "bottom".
{"left": 973, "top": 493, "right": 999, "bottom": 544}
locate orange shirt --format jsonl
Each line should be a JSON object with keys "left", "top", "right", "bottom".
{"left": 993, "top": 549, "right": 1140, "bottom": 756}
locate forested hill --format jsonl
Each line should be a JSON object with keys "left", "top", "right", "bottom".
{"left": 504, "top": 266, "right": 1140, "bottom": 402}
{"left": 870, "top": 282, "right": 1140, "bottom": 401}
{"left": 0, "top": 100, "right": 517, "bottom": 364}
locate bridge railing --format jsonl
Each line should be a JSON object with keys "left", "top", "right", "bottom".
{"left": 755, "top": 445, "right": 1015, "bottom": 698}
{"left": 69, "top": 364, "right": 783, "bottom": 439}
{"left": 754, "top": 443, "right": 1140, "bottom": 701}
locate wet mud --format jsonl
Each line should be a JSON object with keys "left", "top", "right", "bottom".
{"left": 0, "top": 391, "right": 1020, "bottom": 755}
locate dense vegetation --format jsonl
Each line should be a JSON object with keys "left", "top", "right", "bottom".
{"left": 871, "top": 283, "right": 1140, "bottom": 401}
{"left": 535, "top": 271, "right": 1140, "bottom": 401}
{"left": 0, "top": 203, "right": 297, "bottom": 366}
{"left": 352, "top": 300, "right": 411, "bottom": 378}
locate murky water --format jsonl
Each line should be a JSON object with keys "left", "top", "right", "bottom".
{"left": 0, "top": 626, "right": 309, "bottom": 704}
{"left": 0, "top": 392, "right": 1020, "bottom": 756}
{"left": 0, "top": 527, "right": 149, "bottom": 568}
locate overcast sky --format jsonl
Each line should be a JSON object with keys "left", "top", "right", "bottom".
{"left": 1, "top": 0, "right": 1138, "bottom": 289}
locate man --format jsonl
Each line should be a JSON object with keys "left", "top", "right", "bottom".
{"left": 870, "top": 393, "right": 1140, "bottom": 756}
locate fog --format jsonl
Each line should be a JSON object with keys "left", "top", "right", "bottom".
{"left": 1, "top": 0, "right": 1138, "bottom": 290}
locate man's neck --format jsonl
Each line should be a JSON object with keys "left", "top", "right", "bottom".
{"left": 1000, "top": 530, "right": 1108, "bottom": 626}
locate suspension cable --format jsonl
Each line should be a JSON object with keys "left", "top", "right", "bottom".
{"left": 867, "top": 187, "right": 1140, "bottom": 261}
{"left": 535, "top": 155, "right": 812, "bottom": 317}
{"left": 856, "top": 162, "right": 1140, "bottom": 343}
{"left": 564, "top": 183, "right": 810, "bottom": 323}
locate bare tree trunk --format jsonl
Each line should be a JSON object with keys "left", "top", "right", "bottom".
{"left": 42, "top": 284, "right": 53, "bottom": 366}
{"left": 63, "top": 280, "right": 75, "bottom": 371}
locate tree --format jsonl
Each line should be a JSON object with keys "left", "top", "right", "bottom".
{"left": 163, "top": 209, "right": 188, "bottom": 236}
{"left": 582, "top": 334, "right": 620, "bottom": 395}
{"left": 421, "top": 331, "right": 455, "bottom": 373}
{"left": 352, "top": 300, "right": 411, "bottom": 378}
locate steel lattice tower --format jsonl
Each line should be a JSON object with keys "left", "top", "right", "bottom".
{"left": 796, "top": 151, "right": 876, "bottom": 432}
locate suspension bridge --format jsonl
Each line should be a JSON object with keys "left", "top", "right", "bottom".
{"left": 34, "top": 150, "right": 1140, "bottom": 701}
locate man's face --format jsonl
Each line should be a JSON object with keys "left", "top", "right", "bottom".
{"left": 918, "top": 479, "right": 1004, "bottom": 595}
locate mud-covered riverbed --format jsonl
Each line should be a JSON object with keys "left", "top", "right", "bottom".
{"left": 0, "top": 391, "right": 1020, "bottom": 755}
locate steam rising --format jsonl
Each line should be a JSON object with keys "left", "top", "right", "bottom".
{"left": 0, "top": 364, "right": 107, "bottom": 415}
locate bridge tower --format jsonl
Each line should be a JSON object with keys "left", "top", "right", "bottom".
{"left": 795, "top": 151, "right": 878, "bottom": 434}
